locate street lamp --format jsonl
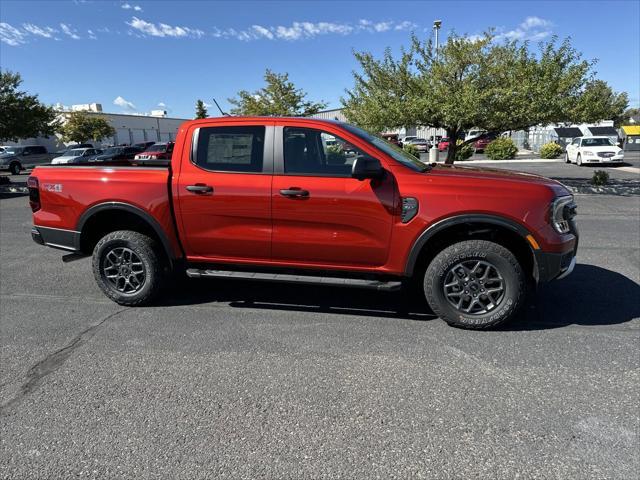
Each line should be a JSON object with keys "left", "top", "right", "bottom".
{"left": 429, "top": 20, "right": 442, "bottom": 163}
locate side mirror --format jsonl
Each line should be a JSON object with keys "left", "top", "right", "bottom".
{"left": 352, "top": 156, "right": 384, "bottom": 181}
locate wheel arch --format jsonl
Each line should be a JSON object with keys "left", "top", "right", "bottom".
{"left": 77, "top": 202, "right": 176, "bottom": 265}
{"left": 405, "top": 214, "right": 536, "bottom": 280}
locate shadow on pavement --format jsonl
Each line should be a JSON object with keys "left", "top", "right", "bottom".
{"left": 157, "top": 263, "right": 638, "bottom": 329}
{"left": 506, "top": 264, "right": 640, "bottom": 330}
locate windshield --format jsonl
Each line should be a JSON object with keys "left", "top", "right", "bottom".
{"left": 582, "top": 138, "right": 614, "bottom": 147}
{"left": 66, "top": 149, "right": 85, "bottom": 156}
{"left": 342, "top": 124, "right": 428, "bottom": 172}
{"left": 145, "top": 144, "right": 166, "bottom": 152}
{"left": 103, "top": 147, "right": 122, "bottom": 155}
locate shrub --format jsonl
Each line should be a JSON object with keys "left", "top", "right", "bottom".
{"left": 455, "top": 140, "right": 474, "bottom": 161}
{"left": 403, "top": 143, "right": 420, "bottom": 159}
{"left": 485, "top": 137, "right": 518, "bottom": 160}
{"left": 540, "top": 142, "right": 564, "bottom": 159}
{"left": 591, "top": 170, "right": 609, "bottom": 186}
{"left": 326, "top": 144, "right": 346, "bottom": 163}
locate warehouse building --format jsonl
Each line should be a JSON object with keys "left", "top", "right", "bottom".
{"left": 5, "top": 103, "right": 189, "bottom": 151}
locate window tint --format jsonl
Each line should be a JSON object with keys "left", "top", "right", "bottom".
{"left": 283, "top": 127, "right": 366, "bottom": 176}
{"left": 196, "top": 126, "right": 265, "bottom": 173}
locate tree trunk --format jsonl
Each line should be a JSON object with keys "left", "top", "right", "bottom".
{"left": 445, "top": 129, "right": 458, "bottom": 165}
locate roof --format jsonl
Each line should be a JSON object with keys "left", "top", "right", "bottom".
{"left": 622, "top": 125, "right": 640, "bottom": 135}
{"left": 587, "top": 126, "right": 618, "bottom": 136}
{"left": 553, "top": 127, "right": 583, "bottom": 138}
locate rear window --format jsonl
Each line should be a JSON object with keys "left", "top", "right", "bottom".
{"left": 194, "top": 126, "right": 265, "bottom": 173}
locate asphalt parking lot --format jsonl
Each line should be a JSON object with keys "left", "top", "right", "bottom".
{"left": 1, "top": 164, "right": 639, "bottom": 478}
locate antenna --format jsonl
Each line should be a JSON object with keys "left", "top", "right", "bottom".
{"left": 212, "top": 98, "right": 229, "bottom": 117}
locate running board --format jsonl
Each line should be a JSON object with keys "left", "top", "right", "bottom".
{"left": 185, "top": 268, "right": 403, "bottom": 291}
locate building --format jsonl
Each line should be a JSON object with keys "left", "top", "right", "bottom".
{"left": 4, "top": 103, "right": 189, "bottom": 151}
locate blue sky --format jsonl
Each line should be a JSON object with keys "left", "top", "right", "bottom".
{"left": 1, "top": 0, "right": 638, "bottom": 118}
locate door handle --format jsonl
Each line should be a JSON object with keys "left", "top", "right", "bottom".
{"left": 186, "top": 184, "right": 214, "bottom": 194}
{"left": 279, "top": 188, "right": 309, "bottom": 198}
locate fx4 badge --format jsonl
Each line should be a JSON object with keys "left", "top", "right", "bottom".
{"left": 43, "top": 183, "right": 63, "bottom": 192}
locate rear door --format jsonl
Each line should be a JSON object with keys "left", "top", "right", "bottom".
{"left": 22, "top": 146, "right": 49, "bottom": 167}
{"left": 175, "top": 122, "right": 274, "bottom": 263}
{"left": 271, "top": 124, "right": 395, "bottom": 268}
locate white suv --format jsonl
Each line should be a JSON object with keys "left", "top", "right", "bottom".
{"left": 565, "top": 136, "right": 624, "bottom": 166}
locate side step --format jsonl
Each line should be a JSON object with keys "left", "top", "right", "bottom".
{"left": 185, "top": 268, "right": 403, "bottom": 291}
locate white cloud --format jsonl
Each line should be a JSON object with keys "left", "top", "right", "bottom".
{"left": 211, "top": 19, "right": 414, "bottom": 42}
{"left": 87, "top": 29, "right": 97, "bottom": 39}
{"left": 127, "top": 16, "right": 204, "bottom": 38}
{"left": 22, "top": 23, "right": 57, "bottom": 38}
{"left": 157, "top": 102, "right": 167, "bottom": 107}
{"left": 122, "top": 3, "right": 142, "bottom": 11}
{"left": 60, "top": 23, "right": 81, "bottom": 39}
{"left": 113, "top": 96, "right": 136, "bottom": 110}
{"left": 0, "top": 22, "right": 27, "bottom": 46}
{"left": 495, "top": 16, "right": 553, "bottom": 42}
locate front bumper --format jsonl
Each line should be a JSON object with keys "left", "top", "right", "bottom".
{"left": 581, "top": 154, "right": 625, "bottom": 163}
{"left": 534, "top": 219, "right": 579, "bottom": 283}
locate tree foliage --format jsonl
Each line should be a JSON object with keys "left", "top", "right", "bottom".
{"left": 195, "top": 99, "right": 208, "bottom": 119}
{"left": 58, "top": 111, "right": 115, "bottom": 143}
{"left": 615, "top": 107, "right": 640, "bottom": 128}
{"left": 0, "top": 70, "right": 60, "bottom": 142}
{"left": 342, "top": 33, "right": 628, "bottom": 163}
{"left": 228, "top": 69, "right": 327, "bottom": 116}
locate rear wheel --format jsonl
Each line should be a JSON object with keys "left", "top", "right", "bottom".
{"left": 424, "top": 240, "right": 525, "bottom": 329}
{"left": 9, "top": 162, "right": 21, "bottom": 175}
{"left": 92, "top": 230, "right": 165, "bottom": 306}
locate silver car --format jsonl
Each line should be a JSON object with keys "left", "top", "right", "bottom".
{"left": 0, "top": 145, "right": 53, "bottom": 175}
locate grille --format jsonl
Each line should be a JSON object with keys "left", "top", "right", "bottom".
{"left": 597, "top": 152, "right": 615, "bottom": 158}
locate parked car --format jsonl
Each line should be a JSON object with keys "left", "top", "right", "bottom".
{"left": 90, "top": 146, "right": 143, "bottom": 165}
{"left": 28, "top": 117, "right": 578, "bottom": 330}
{"left": 381, "top": 133, "right": 401, "bottom": 147}
{"left": 133, "top": 142, "right": 175, "bottom": 165}
{"left": 564, "top": 136, "right": 625, "bottom": 166}
{"left": 437, "top": 138, "right": 451, "bottom": 151}
{"left": 405, "top": 138, "right": 431, "bottom": 152}
{"left": 0, "top": 145, "right": 53, "bottom": 174}
{"left": 133, "top": 141, "right": 157, "bottom": 150}
{"left": 51, "top": 148, "right": 102, "bottom": 165}
{"left": 473, "top": 137, "right": 492, "bottom": 152}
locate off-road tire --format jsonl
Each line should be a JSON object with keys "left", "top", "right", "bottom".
{"left": 424, "top": 240, "right": 525, "bottom": 329}
{"left": 92, "top": 230, "right": 165, "bottom": 306}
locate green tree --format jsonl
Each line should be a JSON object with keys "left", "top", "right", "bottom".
{"left": 0, "top": 70, "right": 60, "bottom": 142}
{"left": 228, "top": 69, "right": 327, "bottom": 116}
{"left": 342, "top": 33, "right": 629, "bottom": 164}
{"left": 615, "top": 107, "right": 640, "bottom": 127}
{"left": 58, "top": 111, "right": 115, "bottom": 144}
{"left": 195, "top": 99, "right": 208, "bottom": 119}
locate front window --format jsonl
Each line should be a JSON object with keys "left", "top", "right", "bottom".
{"left": 103, "top": 147, "right": 123, "bottom": 155}
{"left": 3, "top": 147, "right": 21, "bottom": 154}
{"left": 341, "top": 124, "right": 427, "bottom": 172}
{"left": 145, "top": 144, "right": 166, "bottom": 153}
{"left": 581, "top": 138, "right": 614, "bottom": 147}
{"left": 67, "top": 149, "right": 85, "bottom": 157}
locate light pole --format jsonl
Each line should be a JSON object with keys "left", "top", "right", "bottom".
{"left": 429, "top": 19, "right": 442, "bottom": 163}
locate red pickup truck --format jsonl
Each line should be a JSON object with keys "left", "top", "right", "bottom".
{"left": 28, "top": 117, "right": 578, "bottom": 329}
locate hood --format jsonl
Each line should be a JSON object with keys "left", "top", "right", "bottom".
{"left": 429, "top": 163, "right": 571, "bottom": 195}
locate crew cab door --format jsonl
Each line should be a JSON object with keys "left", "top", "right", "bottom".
{"left": 271, "top": 125, "right": 395, "bottom": 268}
{"left": 175, "top": 123, "right": 274, "bottom": 262}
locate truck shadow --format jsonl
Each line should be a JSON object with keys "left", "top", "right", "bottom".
{"left": 158, "top": 264, "right": 639, "bottom": 330}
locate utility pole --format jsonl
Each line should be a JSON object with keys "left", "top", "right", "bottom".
{"left": 429, "top": 19, "right": 442, "bottom": 164}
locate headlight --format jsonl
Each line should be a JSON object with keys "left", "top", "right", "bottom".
{"left": 583, "top": 151, "right": 595, "bottom": 156}
{"left": 550, "top": 196, "right": 576, "bottom": 234}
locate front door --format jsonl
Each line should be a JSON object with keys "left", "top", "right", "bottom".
{"left": 271, "top": 126, "right": 395, "bottom": 268}
{"left": 176, "top": 123, "right": 274, "bottom": 263}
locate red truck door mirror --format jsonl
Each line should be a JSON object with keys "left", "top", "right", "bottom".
{"left": 351, "top": 156, "right": 384, "bottom": 181}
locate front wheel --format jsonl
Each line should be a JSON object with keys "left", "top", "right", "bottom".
{"left": 424, "top": 240, "right": 526, "bottom": 329}
{"left": 92, "top": 230, "right": 165, "bottom": 306}
{"left": 564, "top": 152, "right": 570, "bottom": 164}
{"left": 9, "top": 162, "right": 21, "bottom": 175}
{"left": 577, "top": 154, "right": 583, "bottom": 166}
